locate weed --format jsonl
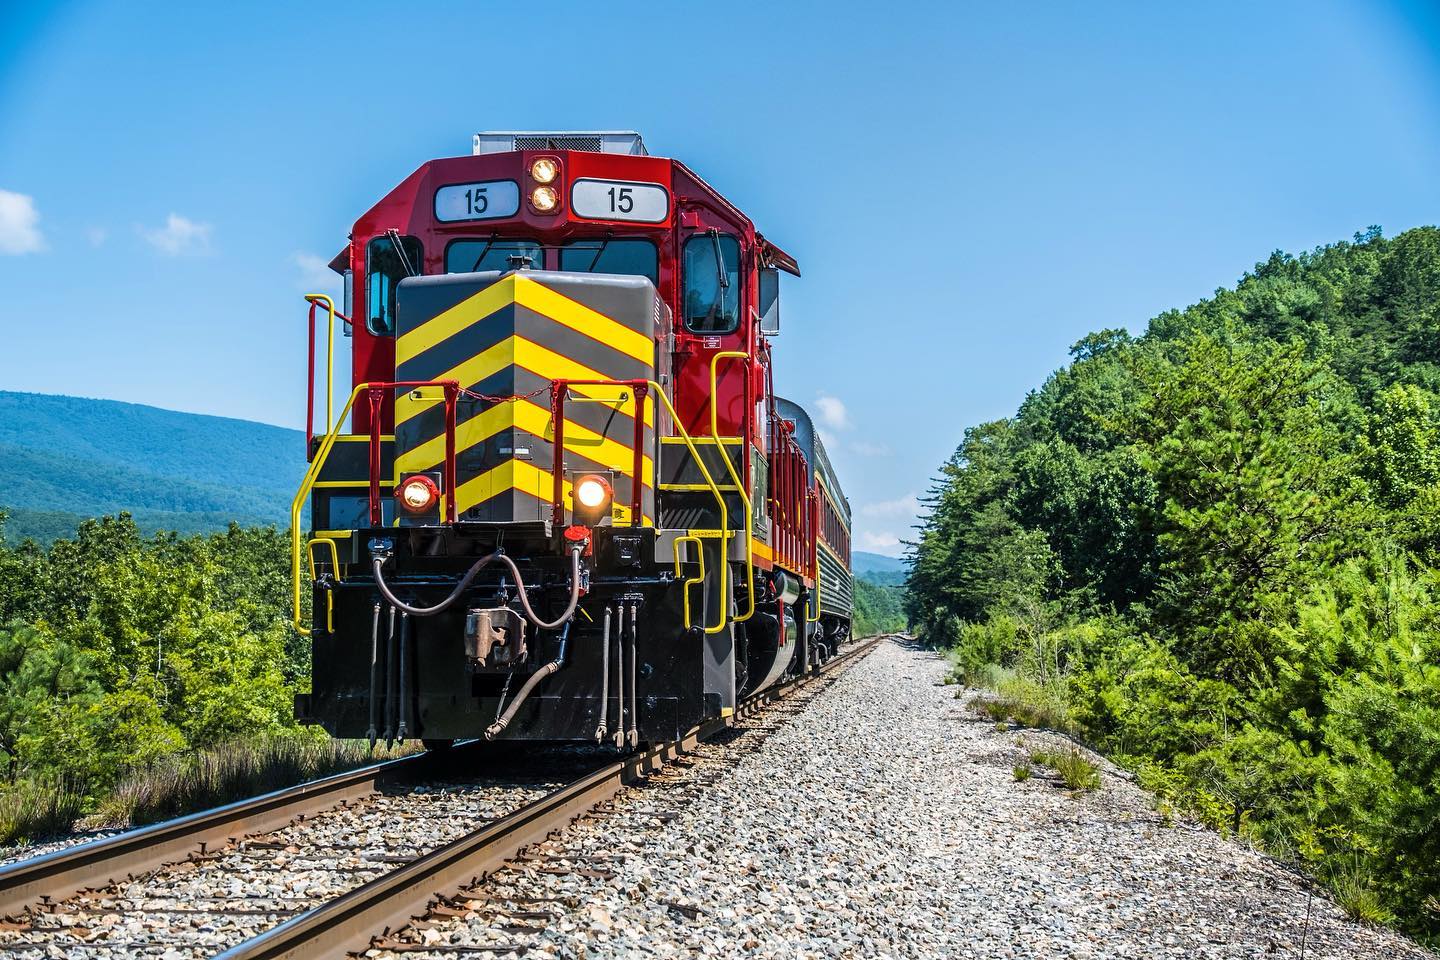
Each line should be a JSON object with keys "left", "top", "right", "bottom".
{"left": 98, "top": 736, "right": 413, "bottom": 827}
{"left": 1012, "top": 764, "right": 1032, "bottom": 782}
{"left": 1029, "top": 746, "right": 1100, "bottom": 791}
{"left": 1329, "top": 859, "right": 1395, "bottom": 926}
{"left": 0, "top": 779, "right": 84, "bottom": 846}
{"left": 994, "top": 721, "right": 1009, "bottom": 733}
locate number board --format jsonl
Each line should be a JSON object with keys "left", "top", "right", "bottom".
{"left": 571, "top": 178, "right": 669, "bottom": 223}
{"left": 434, "top": 180, "right": 521, "bottom": 222}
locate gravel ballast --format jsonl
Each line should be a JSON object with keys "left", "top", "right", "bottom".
{"left": 378, "top": 639, "right": 1433, "bottom": 960}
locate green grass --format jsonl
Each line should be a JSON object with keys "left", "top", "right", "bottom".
{"left": 1029, "top": 746, "right": 1101, "bottom": 792}
{"left": 0, "top": 779, "right": 85, "bottom": 846}
{"left": 96, "top": 736, "right": 413, "bottom": 827}
{"left": 1329, "top": 859, "right": 1396, "bottom": 927}
{"left": 968, "top": 667, "right": 1074, "bottom": 733}
{"left": 1012, "top": 764, "right": 1032, "bottom": 782}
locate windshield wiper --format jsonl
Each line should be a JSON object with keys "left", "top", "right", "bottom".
{"left": 585, "top": 232, "right": 614, "bottom": 273}
{"left": 708, "top": 228, "right": 729, "bottom": 290}
{"left": 387, "top": 229, "right": 417, "bottom": 277}
{"left": 470, "top": 233, "right": 499, "bottom": 272}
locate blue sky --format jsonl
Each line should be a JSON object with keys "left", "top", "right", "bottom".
{"left": 2, "top": 0, "right": 1438, "bottom": 555}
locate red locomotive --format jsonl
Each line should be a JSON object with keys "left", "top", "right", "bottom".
{"left": 292, "top": 131, "right": 852, "bottom": 747}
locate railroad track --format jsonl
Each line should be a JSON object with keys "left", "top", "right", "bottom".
{"left": 0, "top": 636, "right": 882, "bottom": 958}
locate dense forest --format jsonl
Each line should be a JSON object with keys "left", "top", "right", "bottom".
{"left": 0, "top": 513, "right": 315, "bottom": 836}
{"left": 906, "top": 226, "right": 1440, "bottom": 941}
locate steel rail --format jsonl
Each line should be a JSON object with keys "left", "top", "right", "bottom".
{"left": 0, "top": 747, "right": 453, "bottom": 916}
{"left": 217, "top": 636, "right": 884, "bottom": 960}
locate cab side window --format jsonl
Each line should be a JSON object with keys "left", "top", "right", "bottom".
{"left": 366, "top": 234, "right": 423, "bottom": 336}
{"left": 682, "top": 232, "right": 740, "bottom": 334}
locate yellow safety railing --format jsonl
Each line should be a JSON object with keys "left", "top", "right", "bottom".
{"left": 291, "top": 383, "right": 373, "bottom": 636}
{"left": 306, "top": 537, "right": 341, "bottom": 633}
{"left": 305, "top": 294, "right": 341, "bottom": 442}
{"left": 672, "top": 533, "right": 706, "bottom": 631}
{"left": 709, "top": 351, "right": 756, "bottom": 623}
{"left": 645, "top": 380, "right": 729, "bottom": 635}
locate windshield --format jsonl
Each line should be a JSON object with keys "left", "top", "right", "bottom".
{"left": 559, "top": 238, "right": 658, "bottom": 283}
{"left": 445, "top": 238, "right": 543, "bottom": 273}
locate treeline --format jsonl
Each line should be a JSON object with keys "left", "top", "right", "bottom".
{"left": 0, "top": 513, "right": 309, "bottom": 826}
{"left": 906, "top": 226, "right": 1440, "bottom": 941}
{"left": 853, "top": 576, "right": 906, "bottom": 637}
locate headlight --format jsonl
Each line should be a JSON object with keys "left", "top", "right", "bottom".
{"left": 576, "top": 475, "right": 612, "bottom": 509}
{"left": 530, "top": 157, "right": 558, "bottom": 184}
{"left": 530, "top": 185, "right": 558, "bottom": 213}
{"left": 398, "top": 475, "right": 440, "bottom": 514}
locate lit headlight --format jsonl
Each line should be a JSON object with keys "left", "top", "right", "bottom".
{"left": 398, "top": 475, "right": 440, "bottom": 513}
{"left": 576, "top": 476, "right": 612, "bottom": 509}
{"left": 530, "top": 157, "right": 558, "bottom": 184}
{"left": 530, "top": 185, "right": 558, "bottom": 213}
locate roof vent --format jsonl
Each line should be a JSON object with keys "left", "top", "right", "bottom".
{"left": 472, "top": 131, "right": 648, "bottom": 156}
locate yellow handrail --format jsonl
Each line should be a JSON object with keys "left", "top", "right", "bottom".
{"left": 305, "top": 293, "right": 339, "bottom": 434}
{"left": 291, "top": 382, "right": 373, "bottom": 636}
{"left": 672, "top": 534, "right": 706, "bottom": 631}
{"left": 645, "top": 380, "right": 729, "bottom": 634}
{"left": 305, "top": 537, "right": 342, "bottom": 633}
{"left": 709, "top": 351, "right": 756, "bottom": 623}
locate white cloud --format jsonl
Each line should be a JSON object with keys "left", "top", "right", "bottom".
{"left": 294, "top": 251, "right": 338, "bottom": 290}
{"left": 853, "top": 493, "right": 921, "bottom": 559}
{"left": 140, "top": 213, "right": 212, "bottom": 255}
{"left": 857, "top": 530, "right": 903, "bottom": 554}
{"left": 86, "top": 226, "right": 108, "bottom": 247}
{"left": 0, "top": 190, "right": 45, "bottom": 254}
{"left": 858, "top": 493, "right": 921, "bottom": 519}
{"left": 850, "top": 439, "right": 891, "bottom": 457}
{"left": 814, "top": 393, "right": 851, "bottom": 432}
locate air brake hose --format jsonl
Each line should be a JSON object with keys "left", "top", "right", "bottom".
{"left": 491, "top": 546, "right": 585, "bottom": 630}
{"left": 370, "top": 544, "right": 585, "bottom": 629}
{"left": 484, "top": 621, "right": 571, "bottom": 740}
{"left": 372, "top": 551, "right": 502, "bottom": 617}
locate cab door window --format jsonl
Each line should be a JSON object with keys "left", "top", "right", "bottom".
{"left": 682, "top": 232, "right": 740, "bottom": 334}
{"left": 366, "top": 234, "right": 423, "bottom": 336}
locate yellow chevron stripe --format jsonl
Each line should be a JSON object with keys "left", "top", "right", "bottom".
{"left": 513, "top": 274, "right": 654, "bottom": 365}
{"left": 453, "top": 460, "right": 652, "bottom": 525}
{"left": 395, "top": 274, "right": 517, "bottom": 366}
{"left": 395, "top": 334, "right": 654, "bottom": 429}
{"left": 396, "top": 398, "right": 654, "bottom": 486}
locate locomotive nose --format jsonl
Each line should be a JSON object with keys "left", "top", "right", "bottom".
{"left": 390, "top": 269, "right": 661, "bottom": 527}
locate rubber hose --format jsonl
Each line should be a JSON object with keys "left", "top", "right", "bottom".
{"left": 490, "top": 546, "right": 584, "bottom": 630}
{"left": 372, "top": 551, "right": 501, "bottom": 617}
{"left": 595, "top": 605, "right": 611, "bottom": 742}
{"left": 372, "top": 545, "right": 583, "bottom": 629}
{"left": 367, "top": 602, "right": 381, "bottom": 747}
{"left": 484, "top": 623, "right": 571, "bottom": 741}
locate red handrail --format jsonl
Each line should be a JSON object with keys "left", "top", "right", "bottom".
{"left": 549, "top": 378, "right": 649, "bottom": 527}
{"left": 361, "top": 379, "right": 459, "bottom": 525}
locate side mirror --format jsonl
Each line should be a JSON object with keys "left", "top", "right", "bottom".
{"left": 758, "top": 267, "right": 780, "bottom": 336}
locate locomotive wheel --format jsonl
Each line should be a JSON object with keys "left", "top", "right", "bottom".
{"left": 422, "top": 738, "right": 454, "bottom": 752}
